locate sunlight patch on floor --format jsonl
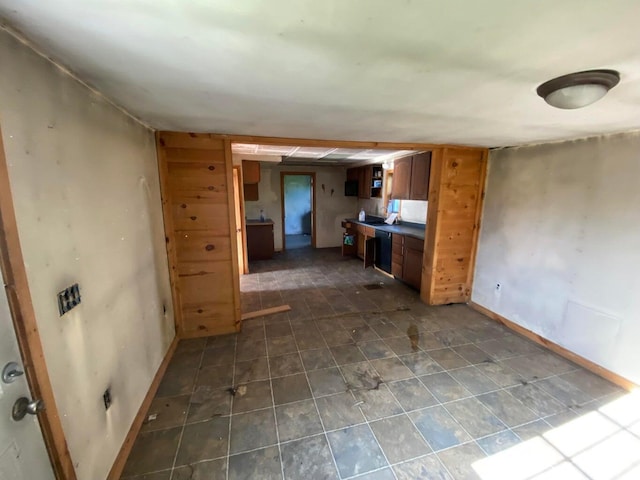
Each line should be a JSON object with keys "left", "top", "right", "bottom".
{"left": 473, "top": 390, "right": 640, "bottom": 480}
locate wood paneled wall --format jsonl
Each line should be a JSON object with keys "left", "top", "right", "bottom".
{"left": 157, "top": 132, "right": 241, "bottom": 338}
{"left": 422, "top": 147, "right": 488, "bottom": 305}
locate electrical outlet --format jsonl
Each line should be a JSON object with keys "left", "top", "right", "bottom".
{"left": 496, "top": 283, "right": 501, "bottom": 291}
{"left": 57, "top": 283, "right": 81, "bottom": 315}
{"left": 103, "top": 388, "right": 112, "bottom": 410}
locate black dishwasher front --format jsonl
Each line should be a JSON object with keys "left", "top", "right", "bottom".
{"left": 375, "top": 230, "right": 392, "bottom": 273}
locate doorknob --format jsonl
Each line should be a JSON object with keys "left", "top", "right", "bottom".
{"left": 12, "top": 397, "right": 45, "bottom": 421}
{"left": 2, "top": 362, "right": 24, "bottom": 384}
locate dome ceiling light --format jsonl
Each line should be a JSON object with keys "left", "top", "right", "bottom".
{"left": 536, "top": 69, "right": 620, "bottom": 109}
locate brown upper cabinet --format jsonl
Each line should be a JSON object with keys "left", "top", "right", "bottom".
{"left": 391, "top": 152, "right": 431, "bottom": 200}
{"left": 242, "top": 160, "right": 260, "bottom": 184}
{"left": 347, "top": 165, "right": 383, "bottom": 199}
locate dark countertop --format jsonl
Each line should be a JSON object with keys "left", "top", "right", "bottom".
{"left": 345, "top": 218, "right": 426, "bottom": 240}
{"left": 246, "top": 218, "right": 274, "bottom": 226}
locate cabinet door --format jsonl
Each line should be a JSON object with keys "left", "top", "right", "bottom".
{"left": 358, "top": 166, "right": 372, "bottom": 199}
{"left": 346, "top": 167, "right": 359, "bottom": 181}
{"left": 410, "top": 152, "right": 431, "bottom": 200}
{"left": 391, "top": 156, "right": 412, "bottom": 199}
{"left": 365, "top": 237, "right": 376, "bottom": 268}
{"left": 403, "top": 247, "right": 423, "bottom": 290}
{"left": 391, "top": 234, "right": 404, "bottom": 278}
{"left": 242, "top": 160, "right": 261, "bottom": 184}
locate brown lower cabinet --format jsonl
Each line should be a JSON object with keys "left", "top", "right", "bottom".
{"left": 392, "top": 233, "right": 423, "bottom": 290}
{"left": 246, "top": 220, "right": 274, "bottom": 260}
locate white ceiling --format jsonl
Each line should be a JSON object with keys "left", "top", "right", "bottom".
{"left": 232, "top": 143, "right": 414, "bottom": 165}
{"left": 1, "top": 1, "right": 640, "bottom": 147}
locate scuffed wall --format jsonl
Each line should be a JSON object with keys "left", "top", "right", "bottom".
{"left": 0, "top": 29, "right": 174, "bottom": 479}
{"left": 245, "top": 164, "right": 357, "bottom": 249}
{"left": 473, "top": 131, "right": 640, "bottom": 384}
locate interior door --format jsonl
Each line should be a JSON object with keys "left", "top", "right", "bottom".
{"left": 0, "top": 262, "right": 54, "bottom": 479}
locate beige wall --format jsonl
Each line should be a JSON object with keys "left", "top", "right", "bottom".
{"left": 0, "top": 29, "right": 174, "bottom": 479}
{"left": 245, "top": 163, "right": 358, "bottom": 249}
{"left": 473, "top": 131, "right": 640, "bottom": 385}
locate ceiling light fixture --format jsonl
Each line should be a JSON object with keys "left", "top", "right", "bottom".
{"left": 536, "top": 69, "right": 620, "bottom": 109}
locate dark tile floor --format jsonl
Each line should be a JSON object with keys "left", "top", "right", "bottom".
{"left": 121, "top": 247, "right": 634, "bottom": 480}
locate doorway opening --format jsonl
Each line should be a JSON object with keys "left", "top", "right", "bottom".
{"left": 281, "top": 172, "right": 315, "bottom": 250}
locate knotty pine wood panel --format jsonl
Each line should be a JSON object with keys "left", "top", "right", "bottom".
{"left": 422, "top": 147, "right": 487, "bottom": 306}
{"left": 172, "top": 203, "right": 230, "bottom": 231}
{"left": 157, "top": 132, "right": 240, "bottom": 338}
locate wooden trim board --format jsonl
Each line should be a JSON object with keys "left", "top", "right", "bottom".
{"left": 241, "top": 305, "right": 291, "bottom": 321}
{"left": 465, "top": 149, "right": 488, "bottom": 295}
{"left": 468, "top": 301, "right": 637, "bottom": 391}
{"left": 224, "top": 140, "right": 243, "bottom": 330}
{"left": 0, "top": 125, "right": 77, "bottom": 480}
{"left": 107, "top": 336, "right": 179, "bottom": 480}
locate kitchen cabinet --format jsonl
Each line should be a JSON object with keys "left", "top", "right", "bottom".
{"left": 391, "top": 157, "right": 411, "bottom": 199}
{"left": 246, "top": 220, "right": 274, "bottom": 260}
{"left": 242, "top": 160, "right": 261, "bottom": 184}
{"left": 346, "top": 165, "right": 383, "bottom": 199}
{"left": 391, "top": 152, "right": 431, "bottom": 200}
{"left": 410, "top": 152, "right": 431, "bottom": 200}
{"left": 391, "top": 233, "right": 423, "bottom": 290}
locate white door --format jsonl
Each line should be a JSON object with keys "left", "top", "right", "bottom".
{"left": 0, "top": 261, "right": 54, "bottom": 479}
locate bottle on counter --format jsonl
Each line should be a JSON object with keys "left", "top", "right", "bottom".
{"left": 358, "top": 208, "right": 365, "bottom": 222}
{"left": 260, "top": 209, "right": 265, "bottom": 222}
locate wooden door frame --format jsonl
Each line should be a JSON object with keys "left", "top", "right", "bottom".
{"left": 280, "top": 172, "right": 316, "bottom": 250}
{"left": 0, "top": 125, "right": 76, "bottom": 479}
{"left": 232, "top": 165, "right": 249, "bottom": 274}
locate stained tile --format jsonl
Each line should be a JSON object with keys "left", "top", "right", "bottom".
{"left": 175, "top": 417, "right": 230, "bottom": 466}
{"left": 188, "top": 386, "right": 231, "bottom": 423}
{"left": 370, "top": 414, "right": 431, "bottom": 463}
{"left": 400, "top": 352, "right": 443, "bottom": 376}
{"left": 156, "top": 366, "right": 197, "bottom": 397}
{"left": 452, "top": 344, "right": 493, "bottom": 365}
{"left": 269, "top": 353, "right": 304, "bottom": 377}
{"left": 272, "top": 373, "right": 312, "bottom": 405}
{"left": 371, "top": 357, "right": 414, "bottom": 382}
{"left": 437, "top": 442, "right": 486, "bottom": 480}
{"left": 327, "top": 424, "right": 388, "bottom": 478}
{"left": 477, "top": 390, "right": 539, "bottom": 427}
{"left": 370, "top": 322, "right": 403, "bottom": 339}
{"left": 354, "top": 384, "right": 404, "bottom": 421}
{"left": 201, "top": 345, "right": 235, "bottom": 367}
{"left": 341, "top": 361, "right": 381, "bottom": 391}
{"left": 507, "top": 383, "right": 566, "bottom": 417}
{"left": 393, "top": 455, "right": 452, "bottom": 480}
{"left": 122, "top": 427, "right": 182, "bottom": 476}
{"left": 477, "top": 430, "right": 521, "bottom": 455}
{"left": 449, "top": 366, "right": 500, "bottom": 395}
{"left": 321, "top": 329, "right": 354, "bottom": 347}
{"left": 536, "top": 376, "right": 593, "bottom": 408}
{"left": 232, "top": 379, "right": 273, "bottom": 413}
{"left": 316, "top": 392, "right": 365, "bottom": 430}
{"left": 228, "top": 445, "right": 282, "bottom": 480}
{"left": 387, "top": 377, "right": 438, "bottom": 412}
{"left": 300, "top": 348, "right": 337, "bottom": 371}
{"left": 445, "top": 397, "right": 507, "bottom": 438}
{"left": 359, "top": 340, "right": 396, "bottom": 360}
{"left": 559, "top": 370, "right": 621, "bottom": 399}
{"left": 433, "top": 329, "right": 470, "bottom": 347}
{"left": 195, "top": 364, "right": 233, "bottom": 390}
{"left": 234, "top": 357, "right": 270, "bottom": 384}
{"left": 475, "top": 361, "right": 522, "bottom": 387}
{"left": 384, "top": 336, "right": 418, "bottom": 356}
{"left": 428, "top": 348, "right": 470, "bottom": 370}
{"left": 235, "top": 338, "right": 267, "bottom": 361}
{"left": 409, "top": 406, "right": 471, "bottom": 451}
{"left": 295, "top": 332, "right": 327, "bottom": 350}
{"left": 419, "top": 372, "right": 472, "bottom": 402}
{"left": 307, "top": 367, "right": 346, "bottom": 397}
{"left": 265, "top": 321, "right": 292, "bottom": 339}
{"left": 276, "top": 399, "right": 323, "bottom": 442}
{"left": 267, "top": 335, "right": 298, "bottom": 356}
{"left": 330, "top": 344, "right": 366, "bottom": 365}
{"left": 230, "top": 408, "right": 277, "bottom": 454}
{"left": 205, "top": 333, "right": 237, "bottom": 350}
{"left": 281, "top": 434, "right": 339, "bottom": 480}
{"left": 140, "top": 395, "right": 189, "bottom": 432}
{"left": 350, "top": 325, "right": 380, "bottom": 343}
{"left": 172, "top": 458, "right": 226, "bottom": 480}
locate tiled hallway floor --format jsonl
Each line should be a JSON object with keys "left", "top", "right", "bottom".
{"left": 121, "top": 248, "right": 636, "bottom": 480}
